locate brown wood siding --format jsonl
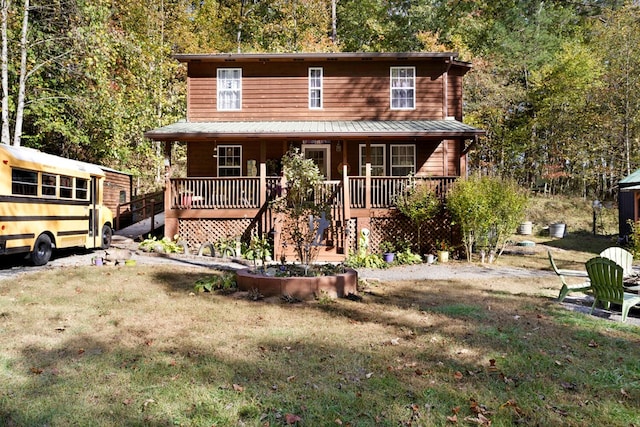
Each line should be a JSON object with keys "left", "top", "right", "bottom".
{"left": 188, "top": 140, "right": 284, "bottom": 177}
{"left": 448, "top": 69, "right": 465, "bottom": 119}
{"left": 187, "top": 61, "right": 447, "bottom": 122}
{"left": 187, "top": 138, "right": 461, "bottom": 180}
{"left": 103, "top": 170, "right": 131, "bottom": 214}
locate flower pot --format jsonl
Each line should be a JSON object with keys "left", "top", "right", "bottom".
{"left": 549, "top": 223, "right": 566, "bottom": 238}
{"left": 517, "top": 221, "right": 532, "bottom": 235}
{"left": 383, "top": 252, "right": 395, "bottom": 263}
{"left": 437, "top": 250, "right": 449, "bottom": 263}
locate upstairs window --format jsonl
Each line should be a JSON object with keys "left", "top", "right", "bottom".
{"left": 390, "top": 67, "right": 415, "bottom": 110}
{"left": 217, "top": 68, "right": 242, "bottom": 111}
{"left": 390, "top": 145, "right": 415, "bottom": 176}
{"left": 309, "top": 67, "right": 323, "bottom": 109}
{"left": 217, "top": 145, "right": 242, "bottom": 177}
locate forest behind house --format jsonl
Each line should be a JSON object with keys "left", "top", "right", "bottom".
{"left": 1, "top": 0, "right": 639, "bottom": 200}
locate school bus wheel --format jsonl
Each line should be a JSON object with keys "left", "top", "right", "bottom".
{"left": 31, "top": 233, "right": 53, "bottom": 266}
{"left": 101, "top": 225, "right": 113, "bottom": 249}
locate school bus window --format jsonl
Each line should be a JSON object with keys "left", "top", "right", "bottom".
{"left": 60, "top": 175, "right": 73, "bottom": 199}
{"left": 11, "top": 169, "right": 37, "bottom": 196}
{"left": 76, "top": 178, "right": 88, "bottom": 200}
{"left": 42, "top": 173, "right": 57, "bottom": 197}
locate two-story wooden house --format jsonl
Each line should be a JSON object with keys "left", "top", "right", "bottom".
{"left": 144, "top": 52, "right": 484, "bottom": 261}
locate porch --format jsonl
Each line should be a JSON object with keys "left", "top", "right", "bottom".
{"left": 165, "top": 175, "right": 457, "bottom": 260}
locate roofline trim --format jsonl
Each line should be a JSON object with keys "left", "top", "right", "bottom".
{"left": 173, "top": 52, "right": 471, "bottom": 67}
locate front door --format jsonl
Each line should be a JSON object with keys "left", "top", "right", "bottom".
{"left": 302, "top": 143, "right": 330, "bottom": 178}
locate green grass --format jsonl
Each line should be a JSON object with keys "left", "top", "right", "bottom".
{"left": 0, "top": 262, "right": 639, "bottom": 426}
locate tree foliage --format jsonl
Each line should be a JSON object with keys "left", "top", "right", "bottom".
{"left": 1, "top": 0, "right": 639, "bottom": 198}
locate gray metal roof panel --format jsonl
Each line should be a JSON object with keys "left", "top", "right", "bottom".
{"left": 145, "top": 120, "right": 484, "bottom": 140}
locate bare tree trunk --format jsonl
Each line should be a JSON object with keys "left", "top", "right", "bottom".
{"left": 1, "top": 0, "right": 10, "bottom": 144}
{"left": 12, "top": 0, "right": 28, "bottom": 146}
{"left": 331, "top": 0, "right": 337, "bottom": 44}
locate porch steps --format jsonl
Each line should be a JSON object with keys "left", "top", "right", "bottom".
{"left": 277, "top": 246, "right": 347, "bottom": 263}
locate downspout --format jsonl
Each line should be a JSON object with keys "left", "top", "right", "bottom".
{"left": 442, "top": 56, "right": 453, "bottom": 119}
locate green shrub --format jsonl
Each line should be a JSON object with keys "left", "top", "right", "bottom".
{"left": 395, "top": 180, "right": 441, "bottom": 250}
{"left": 194, "top": 272, "right": 237, "bottom": 293}
{"left": 138, "top": 235, "right": 185, "bottom": 254}
{"left": 447, "top": 176, "right": 528, "bottom": 262}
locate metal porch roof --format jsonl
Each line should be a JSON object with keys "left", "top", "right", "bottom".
{"left": 144, "top": 120, "right": 484, "bottom": 141}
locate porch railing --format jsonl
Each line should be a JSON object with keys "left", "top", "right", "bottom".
{"left": 169, "top": 176, "right": 458, "bottom": 210}
{"left": 171, "top": 177, "right": 261, "bottom": 209}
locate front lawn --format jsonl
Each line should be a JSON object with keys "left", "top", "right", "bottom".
{"left": 0, "top": 263, "right": 638, "bottom": 426}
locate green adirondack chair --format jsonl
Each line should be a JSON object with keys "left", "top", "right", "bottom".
{"left": 548, "top": 250, "right": 590, "bottom": 302}
{"left": 585, "top": 256, "right": 640, "bottom": 322}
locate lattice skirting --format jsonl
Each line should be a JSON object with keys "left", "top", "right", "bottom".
{"left": 178, "top": 218, "right": 251, "bottom": 251}
{"left": 350, "top": 213, "right": 456, "bottom": 256}
{"left": 178, "top": 215, "right": 457, "bottom": 259}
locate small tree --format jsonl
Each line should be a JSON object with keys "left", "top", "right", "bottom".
{"left": 271, "top": 148, "right": 331, "bottom": 271}
{"left": 447, "top": 176, "right": 528, "bottom": 263}
{"left": 394, "top": 180, "right": 441, "bottom": 252}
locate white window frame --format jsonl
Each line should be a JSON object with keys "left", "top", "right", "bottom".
{"left": 390, "top": 144, "right": 416, "bottom": 176}
{"left": 217, "top": 145, "right": 242, "bottom": 177}
{"left": 390, "top": 66, "right": 415, "bottom": 110}
{"left": 217, "top": 68, "right": 242, "bottom": 111}
{"left": 308, "top": 67, "right": 323, "bottom": 109}
{"left": 359, "top": 144, "right": 386, "bottom": 176}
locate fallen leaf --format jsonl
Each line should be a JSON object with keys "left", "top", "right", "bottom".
{"left": 287, "top": 375, "right": 296, "bottom": 382}
{"left": 30, "top": 367, "right": 43, "bottom": 375}
{"left": 454, "top": 371, "right": 463, "bottom": 380}
{"left": 621, "top": 389, "right": 629, "bottom": 399}
{"left": 285, "top": 413, "right": 302, "bottom": 424}
{"left": 588, "top": 340, "right": 599, "bottom": 348}
{"left": 366, "top": 372, "right": 373, "bottom": 379}
{"left": 232, "top": 383, "right": 244, "bottom": 392}
{"left": 335, "top": 418, "right": 343, "bottom": 425}
{"left": 446, "top": 414, "right": 458, "bottom": 423}
{"left": 122, "top": 398, "right": 133, "bottom": 405}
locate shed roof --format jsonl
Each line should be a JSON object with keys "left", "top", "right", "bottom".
{"left": 618, "top": 169, "right": 640, "bottom": 186}
{"left": 144, "top": 120, "right": 484, "bottom": 142}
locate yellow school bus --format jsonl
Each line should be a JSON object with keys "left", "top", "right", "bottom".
{"left": 0, "top": 144, "right": 113, "bottom": 265}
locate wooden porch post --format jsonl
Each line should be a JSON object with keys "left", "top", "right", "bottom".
{"left": 365, "top": 142, "right": 371, "bottom": 209}
{"left": 259, "top": 140, "right": 267, "bottom": 205}
{"left": 342, "top": 140, "right": 350, "bottom": 220}
{"left": 163, "top": 141, "right": 178, "bottom": 239}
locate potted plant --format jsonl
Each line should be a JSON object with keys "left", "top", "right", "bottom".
{"left": 436, "top": 239, "right": 451, "bottom": 263}
{"left": 379, "top": 240, "right": 396, "bottom": 263}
